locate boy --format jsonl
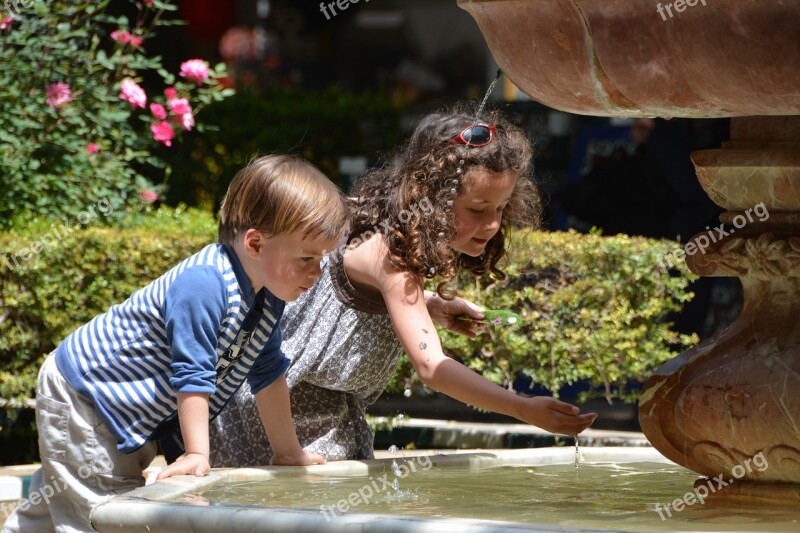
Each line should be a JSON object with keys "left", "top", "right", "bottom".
{"left": 3, "top": 155, "right": 349, "bottom": 532}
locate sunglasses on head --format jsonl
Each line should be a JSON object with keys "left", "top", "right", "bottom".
{"left": 452, "top": 124, "right": 504, "bottom": 147}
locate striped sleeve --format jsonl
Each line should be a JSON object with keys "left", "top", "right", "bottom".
{"left": 164, "top": 266, "right": 228, "bottom": 394}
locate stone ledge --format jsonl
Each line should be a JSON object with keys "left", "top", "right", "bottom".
{"left": 373, "top": 417, "right": 649, "bottom": 450}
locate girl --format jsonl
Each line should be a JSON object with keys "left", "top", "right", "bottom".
{"left": 210, "top": 106, "right": 597, "bottom": 465}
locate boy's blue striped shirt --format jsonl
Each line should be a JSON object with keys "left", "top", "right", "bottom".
{"left": 55, "top": 244, "right": 289, "bottom": 453}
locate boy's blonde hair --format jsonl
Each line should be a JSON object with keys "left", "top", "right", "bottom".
{"left": 219, "top": 155, "right": 348, "bottom": 245}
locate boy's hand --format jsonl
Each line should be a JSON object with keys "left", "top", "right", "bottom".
{"left": 516, "top": 396, "right": 598, "bottom": 436}
{"left": 156, "top": 452, "right": 210, "bottom": 480}
{"left": 424, "top": 292, "right": 486, "bottom": 338}
{"left": 271, "top": 449, "right": 327, "bottom": 466}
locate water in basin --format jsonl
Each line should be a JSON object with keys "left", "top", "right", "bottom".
{"left": 195, "top": 460, "right": 800, "bottom": 531}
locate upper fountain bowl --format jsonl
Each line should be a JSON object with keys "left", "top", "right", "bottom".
{"left": 458, "top": 0, "right": 800, "bottom": 118}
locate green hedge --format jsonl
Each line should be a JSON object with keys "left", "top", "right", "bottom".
{"left": 0, "top": 207, "right": 218, "bottom": 403}
{"left": 388, "top": 230, "right": 698, "bottom": 404}
{"left": 0, "top": 211, "right": 697, "bottom": 463}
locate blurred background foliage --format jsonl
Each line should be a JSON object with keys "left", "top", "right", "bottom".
{"left": 156, "top": 87, "right": 404, "bottom": 210}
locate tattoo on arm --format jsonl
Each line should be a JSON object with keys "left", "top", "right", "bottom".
{"left": 419, "top": 342, "right": 427, "bottom": 350}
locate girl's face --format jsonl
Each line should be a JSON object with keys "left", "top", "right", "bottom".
{"left": 452, "top": 168, "right": 518, "bottom": 257}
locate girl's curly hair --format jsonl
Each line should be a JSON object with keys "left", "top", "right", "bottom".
{"left": 348, "top": 103, "right": 542, "bottom": 298}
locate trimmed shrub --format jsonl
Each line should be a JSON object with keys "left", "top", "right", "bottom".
{"left": 388, "top": 230, "right": 698, "bottom": 404}
{"left": 0, "top": 206, "right": 217, "bottom": 403}
{"left": 0, "top": 216, "right": 696, "bottom": 463}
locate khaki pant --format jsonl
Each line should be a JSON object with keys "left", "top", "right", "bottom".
{"left": 2, "top": 355, "right": 156, "bottom": 532}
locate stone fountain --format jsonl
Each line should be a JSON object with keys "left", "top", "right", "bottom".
{"left": 458, "top": 0, "right": 800, "bottom": 495}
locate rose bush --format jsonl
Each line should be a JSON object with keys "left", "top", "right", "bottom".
{"left": 0, "top": 0, "right": 233, "bottom": 228}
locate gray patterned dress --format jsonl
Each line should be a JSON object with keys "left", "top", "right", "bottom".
{"left": 209, "top": 253, "right": 403, "bottom": 466}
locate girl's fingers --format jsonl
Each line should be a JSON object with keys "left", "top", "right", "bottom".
{"left": 451, "top": 323, "right": 478, "bottom": 338}
{"left": 463, "top": 301, "right": 485, "bottom": 320}
{"left": 561, "top": 413, "right": 598, "bottom": 434}
{"left": 551, "top": 400, "right": 581, "bottom": 415}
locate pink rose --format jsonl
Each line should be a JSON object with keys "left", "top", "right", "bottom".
{"left": 165, "top": 97, "right": 194, "bottom": 131}
{"left": 150, "top": 121, "right": 175, "bottom": 147}
{"left": 85, "top": 143, "right": 100, "bottom": 154}
{"left": 139, "top": 191, "right": 158, "bottom": 202}
{"left": 0, "top": 16, "right": 13, "bottom": 30}
{"left": 45, "top": 82, "right": 72, "bottom": 108}
{"left": 179, "top": 59, "right": 209, "bottom": 84}
{"left": 168, "top": 98, "right": 191, "bottom": 116}
{"left": 130, "top": 35, "right": 143, "bottom": 47}
{"left": 150, "top": 103, "right": 167, "bottom": 120}
{"left": 176, "top": 111, "right": 194, "bottom": 132}
{"left": 119, "top": 78, "right": 147, "bottom": 109}
{"left": 164, "top": 87, "right": 177, "bottom": 100}
{"left": 110, "top": 29, "right": 131, "bottom": 44}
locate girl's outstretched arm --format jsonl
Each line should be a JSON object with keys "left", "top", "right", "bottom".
{"left": 379, "top": 264, "right": 597, "bottom": 436}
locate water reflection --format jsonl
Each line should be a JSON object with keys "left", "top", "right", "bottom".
{"left": 196, "top": 461, "right": 800, "bottom": 531}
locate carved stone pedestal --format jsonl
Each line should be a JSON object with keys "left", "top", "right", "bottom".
{"left": 638, "top": 117, "right": 800, "bottom": 486}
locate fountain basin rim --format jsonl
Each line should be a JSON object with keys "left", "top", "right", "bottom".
{"left": 90, "top": 447, "right": 669, "bottom": 533}
{"left": 112, "top": 446, "right": 665, "bottom": 502}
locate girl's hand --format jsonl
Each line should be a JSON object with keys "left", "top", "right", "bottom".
{"left": 156, "top": 452, "right": 210, "bottom": 480}
{"left": 271, "top": 450, "right": 327, "bottom": 466}
{"left": 516, "top": 396, "right": 598, "bottom": 435}
{"left": 424, "top": 292, "right": 486, "bottom": 338}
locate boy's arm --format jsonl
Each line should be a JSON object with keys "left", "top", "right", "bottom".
{"left": 254, "top": 376, "right": 326, "bottom": 465}
{"left": 159, "top": 265, "right": 227, "bottom": 480}
{"left": 156, "top": 392, "right": 211, "bottom": 479}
